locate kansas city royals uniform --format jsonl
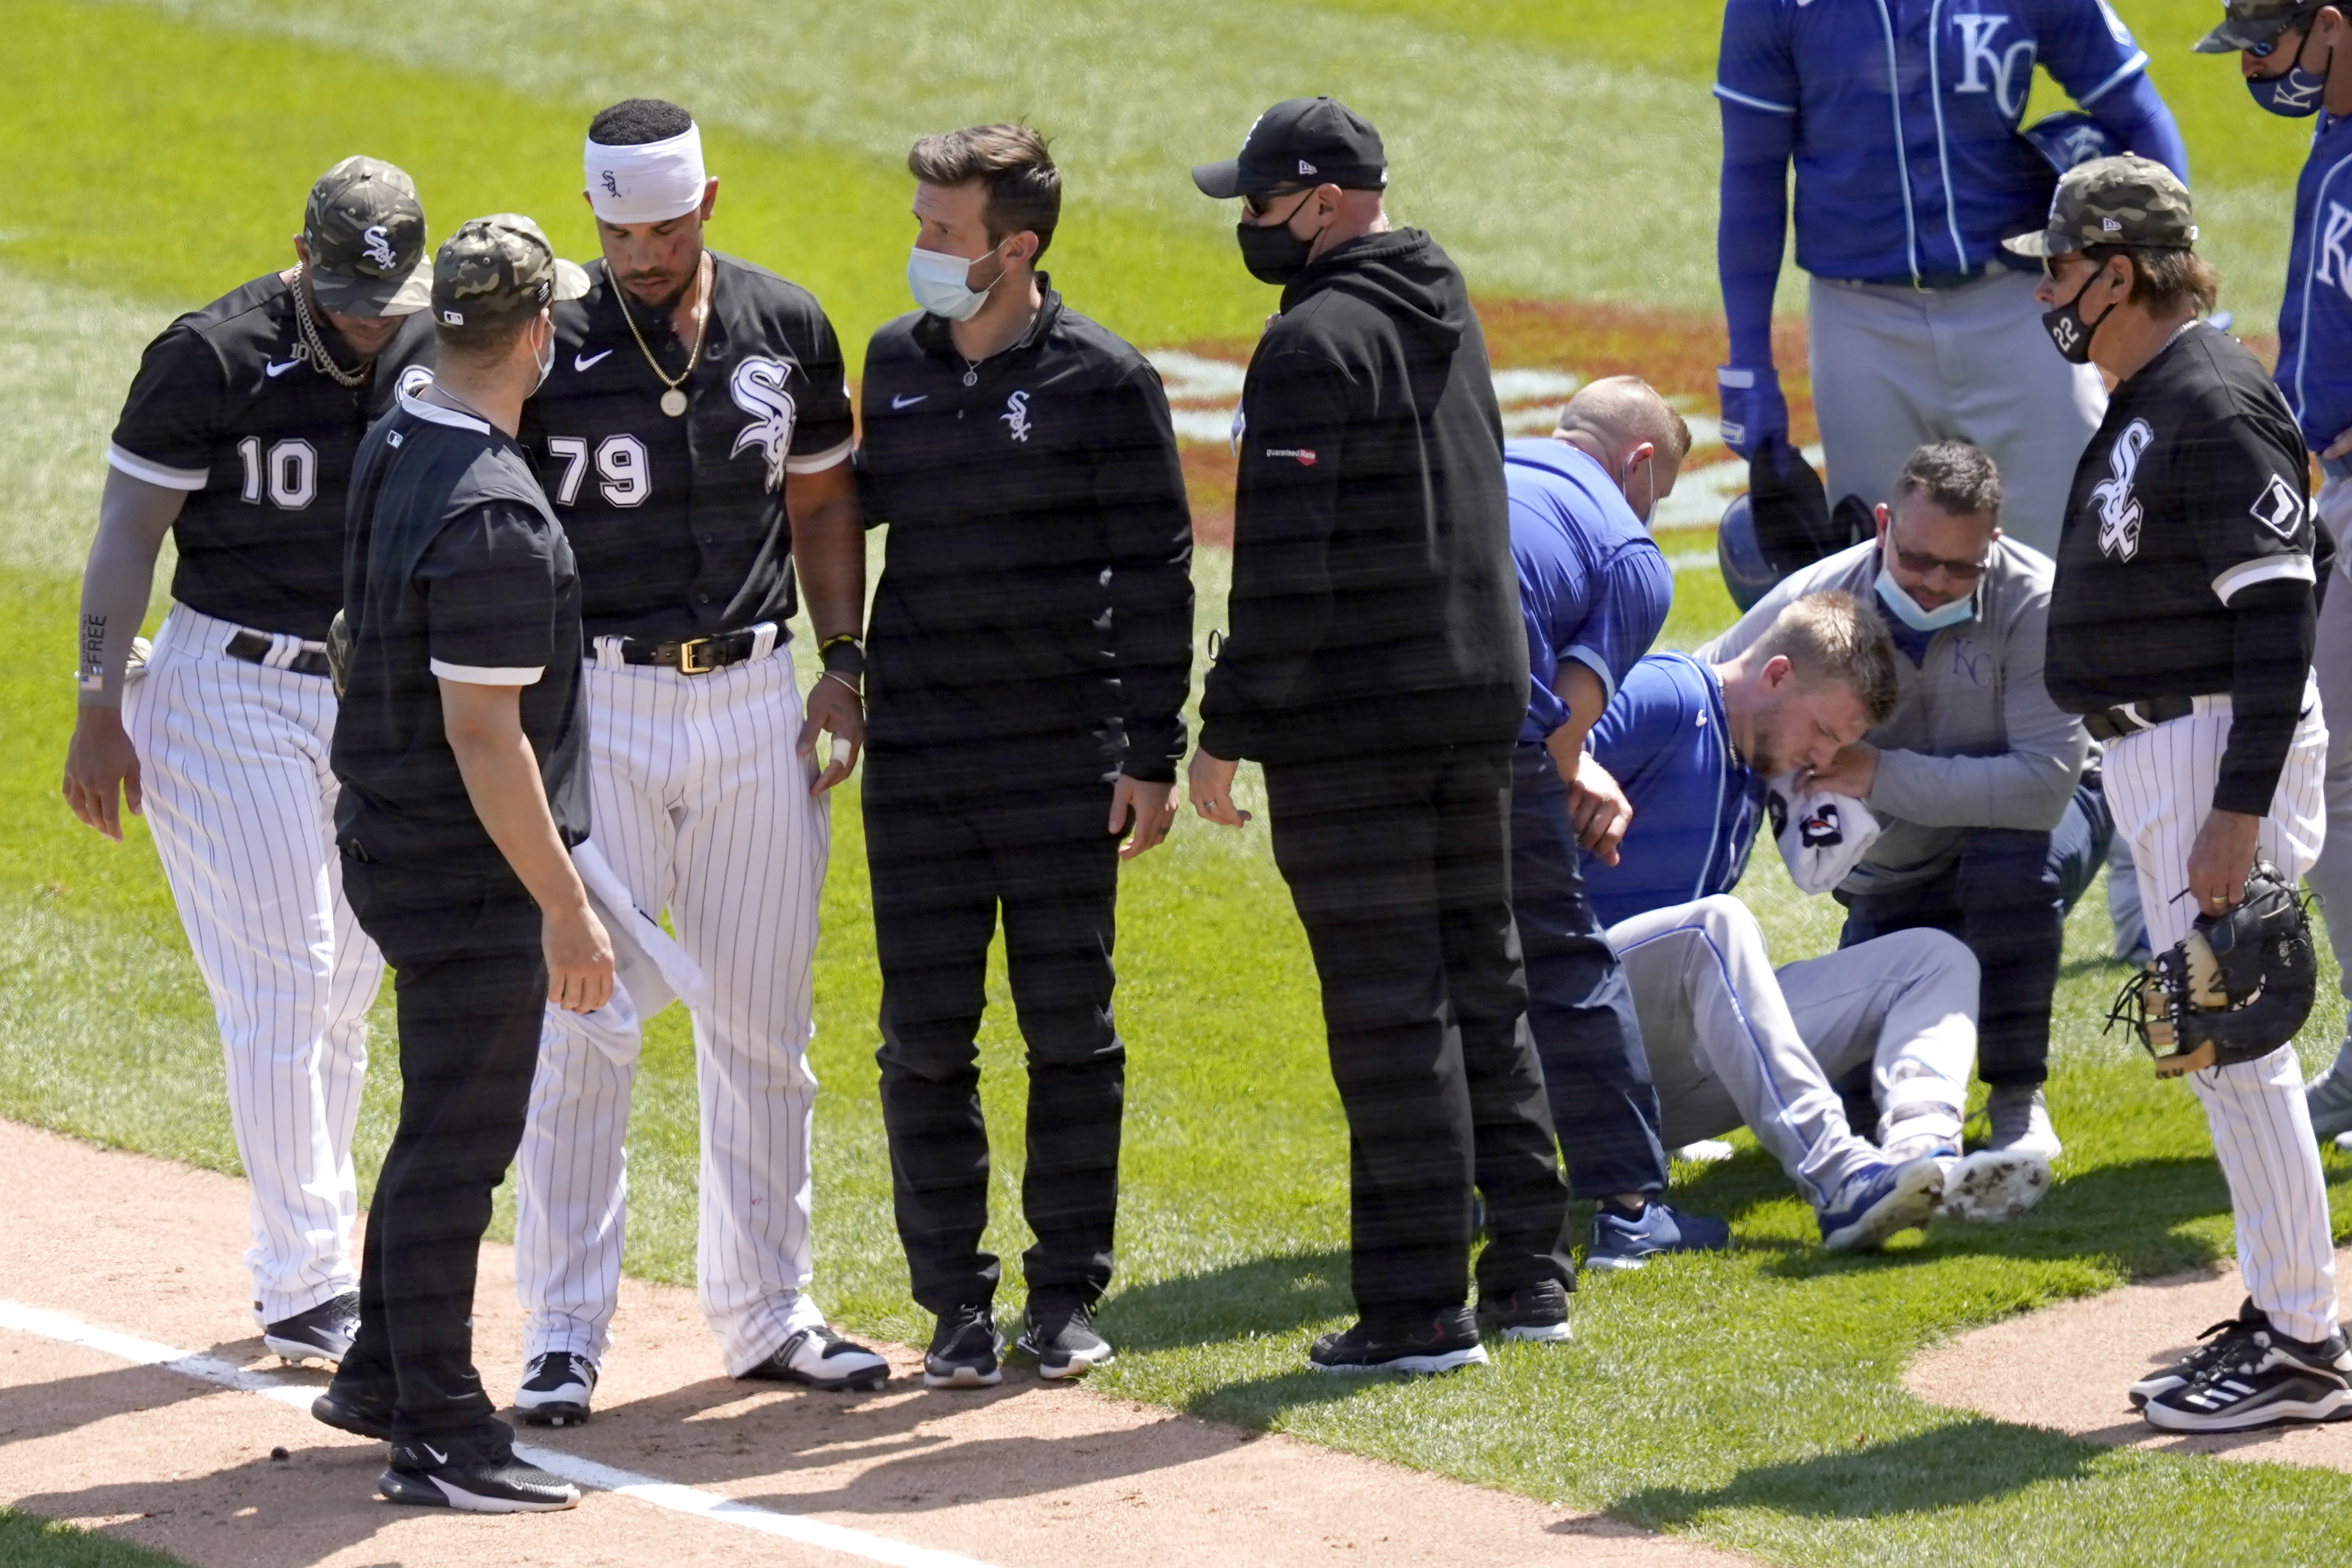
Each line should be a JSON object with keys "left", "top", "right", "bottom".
{"left": 1714, "top": 0, "right": 2186, "bottom": 551}
{"left": 105, "top": 273, "right": 430, "bottom": 1330}
{"left": 2044, "top": 320, "right": 2336, "bottom": 1344}
{"left": 512, "top": 252, "right": 858, "bottom": 1378}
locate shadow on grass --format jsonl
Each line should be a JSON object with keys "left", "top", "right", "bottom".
{"left": 1620, "top": 1418, "right": 2101, "bottom": 1526}
{"left": 1103, "top": 1248, "right": 1352, "bottom": 1354}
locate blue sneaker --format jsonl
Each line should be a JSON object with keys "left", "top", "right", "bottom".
{"left": 1583, "top": 1201, "right": 1733, "bottom": 1273}
{"left": 1817, "top": 1155, "right": 1945, "bottom": 1251}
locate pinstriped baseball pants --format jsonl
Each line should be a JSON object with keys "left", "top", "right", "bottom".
{"left": 514, "top": 648, "right": 831, "bottom": 1377}
{"left": 124, "top": 606, "right": 380, "bottom": 1325}
{"left": 2105, "top": 692, "right": 2336, "bottom": 1344}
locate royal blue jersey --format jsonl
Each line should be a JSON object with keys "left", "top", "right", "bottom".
{"left": 2277, "top": 112, "right": 2352, "bottom": 458}
{"left": 1504, "top": 438, "right": 1673, "bottom": 746}
{"left": 1715, "top": 0, "right": 2184, "bottom": 368}
{"left": 1580, "top": 653, "right": 1767, "bottom": 928}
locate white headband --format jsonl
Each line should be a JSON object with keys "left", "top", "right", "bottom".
{"left": 584, "top": 123, "right": 708, "bottom": 224}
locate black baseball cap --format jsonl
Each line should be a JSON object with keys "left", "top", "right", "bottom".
{"left": 1192, "top": 98, "right": 1388, "bottom": 199}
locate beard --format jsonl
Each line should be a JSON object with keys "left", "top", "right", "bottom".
{"left": 615, "top": 264, "right": 695, "bottom": 341}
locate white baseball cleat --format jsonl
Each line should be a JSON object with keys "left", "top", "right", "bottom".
{"left": 1935, "top": 1149, "right": 2052, "bottom": 1224}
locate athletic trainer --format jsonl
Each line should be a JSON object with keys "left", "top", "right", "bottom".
{"left": 859, "top": 125, "right": 1193, "bottom": 1387}
{"left": 61, "top": 157, "right": 433, "bottom": 1366}
{"left": 1715, "top": 0, "right": 2186, "bottom": 552}
{"left": 2204, "top": 0, "right": 2352, "bottom": 1145}
{"left": 1502, "top": 377, "right": 1729, "bottom": 1271}
{"left": 1189, "top": 98, "right": 1574, "bottom": 1373}
{"left": 509, "top": 98, "right": 885, "bottom": 1422}
{"left": 2012, "top": 156, "right": 2349, "bottom": 1433}
{"left": 318, "top": 214, "right": 596, "bottom": 1511}
{"left": 1701, "top": 442, "right": 2088, "bottom": 1162}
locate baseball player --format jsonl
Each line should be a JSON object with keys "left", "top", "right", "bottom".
{"left": 508, "top": 97, "right": 883, "bottom": 1422}
{"left": 2014, "top": 157, "right": 2350, "bottom": 1432}
{"left": 1715, "top": 0, "right": 2187, "bottom": 556}
{"left": 2201, "top": 0, "right": 2352, "bottom": 1145}
{"left": 59, "top": 157, "right": 434, "bottom": 1366}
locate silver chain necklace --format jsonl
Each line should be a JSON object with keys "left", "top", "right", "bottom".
{"left": 288, "top": 268, "right": 368, "bottom": 389}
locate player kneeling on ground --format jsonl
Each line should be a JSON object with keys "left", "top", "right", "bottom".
{"left": 1582, "top": 592, "right": 2054, "bottom": 1246}
{"left": 2012, "top": 154, "right": 2352, "bottom": 1433}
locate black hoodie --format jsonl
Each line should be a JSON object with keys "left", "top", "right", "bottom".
{"left": 1199, "top": 229, "right": 1522, "bottom": 766}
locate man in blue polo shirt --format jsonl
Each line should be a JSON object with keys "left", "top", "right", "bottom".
{"left": 1506, "top": 376, "right": 1729, "bottom": 1270}
{"left": 1715, "top": 0, "right": 2188, "bottom": 556}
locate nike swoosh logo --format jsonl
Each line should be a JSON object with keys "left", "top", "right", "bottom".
{"left": 422, "top": 1444, "right": 448, "bottom": 1465}
{"left": 891, "top": 394, "right": 927, "bottom": 409}
{"left": 574, "top": 349, "right": 613, "bottom": 371}
{"left": 264, "top": 358, "right": 302, "bottom": 377}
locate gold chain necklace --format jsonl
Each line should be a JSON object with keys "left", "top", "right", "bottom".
{"left": 612, "top": 253, "right": 710, "bottom": 417}
{"left": 288, "top": 268, "right": 368, "bottom": 390}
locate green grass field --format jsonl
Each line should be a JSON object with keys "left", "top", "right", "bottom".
{"left": 12, "top": 3, "right": 2352, "bottom": 1566}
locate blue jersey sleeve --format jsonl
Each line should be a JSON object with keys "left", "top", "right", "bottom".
{"left": 1562, "top": 544, "right": 1673, "bottom": 706}
{"left": 2036, "top": 0, "right": 2150, "bottom": 112}
{"left": 2085, "top": 67, "right": 2188, "bottom": 182}
{"left": 1716, "top": 0, "right": 1797, "bottom": 372}
{"left": 1514, "top": 512, "right": 1592, "bottom": 739}
{"left": 1588, "top": 657, "right": 1687, "bottom": 780}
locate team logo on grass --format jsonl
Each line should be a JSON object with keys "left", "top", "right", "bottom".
{"left": 727, "top": 359, "right": 798, "bottom": 493}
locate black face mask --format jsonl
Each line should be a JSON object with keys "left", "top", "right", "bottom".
{"left": 2040, "top": 268, "right": 2121, "bottom": 365}
{"left": 1236, "top": 190, "right": 1321, "bottom": 286}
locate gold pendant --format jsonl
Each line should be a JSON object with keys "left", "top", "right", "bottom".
{"left": 661, "top": 388, "right": 688, "bottom": 417}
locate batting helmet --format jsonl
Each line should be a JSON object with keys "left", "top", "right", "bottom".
{"left": 1717, "top": 493, "right": 1781, "bottom": 613}
{"left": 2021, "top": 111, "right": 2122, "bottom": 175}
{"left": 2106, "top": 862, "right": 2318, "bottom": 1077}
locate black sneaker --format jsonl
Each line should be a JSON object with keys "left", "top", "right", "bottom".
{"left": 924, "top": 1303, "right": 1005, "bottom": 1389}
{"left": 1309, "top": 1305, "right": 1489, "bottom": 1375}
{"left": 1017, "top": 1295, "right": 1115, "bottom": 1379}
{"left": 1475, "top": 1279, "right": 1573, "bottom": 1345}
{"left": 2142, "top": 1323, "right": 2352, "bottom": 1432}
{"left": 311, "top": 1383, "right": 392, "bottom": 1442}
{"left": 513, "top": 1351, "right": 598, "bottom": 1426}
{"left": 739, "top": 1324, "right": 889, "bottom": 1392}
{"left": 378, "top": 1422, "right": 579, "bottom": 1513}
{"left": 262, "top": 1291, "right": 360, "bottom": 1366}
{"left": 2128, "top": 1298, "right": 2266, "bottom": 1409}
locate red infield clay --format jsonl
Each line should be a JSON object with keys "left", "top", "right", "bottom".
{"left": 1907, "top": 1250, "right": 2352, "bottom": 1472}
{"left": 0, "top": 1119, "right": 1747, "bottom": 1568}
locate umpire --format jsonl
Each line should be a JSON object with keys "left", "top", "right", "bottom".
{"left": 319, "top": 216, "right": 602, "bottom": 1510}
{"left": 1188, "top": 98, "right": 1573, "bottom": 1374}
{"left": 2013, "top": 158, "right": 2346, "bottom": 1432}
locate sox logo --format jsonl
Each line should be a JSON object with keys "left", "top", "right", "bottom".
{"left": 727, "top": 358, "right": 798, "bottom": 493}
{"left": 361, "top": 225, "right": 398, "bottom": 270}
{"left": 2093, "top": 418, "right": 2155, "bottom": 562}
{"left": 1002, "top": 390, "right": 1032, "bottom": 443}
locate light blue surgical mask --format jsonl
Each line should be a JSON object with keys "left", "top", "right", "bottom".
{"left": 907, "top": 242, "right": 1005, "bottom": 321}
{"left": 1874, "top": 559, "right": 1976, "bottom": 632}
{"left": 1620, "top": 450, "right": 1658, "bottom": 529}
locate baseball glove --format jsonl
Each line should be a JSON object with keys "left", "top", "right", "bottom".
{"left": 2106, "top": 862, "right": 2317, "bottom": 1078}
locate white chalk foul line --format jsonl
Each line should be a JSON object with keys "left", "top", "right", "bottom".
{"left": 0, "top": 1298, "right": 997, "bottom": 1568}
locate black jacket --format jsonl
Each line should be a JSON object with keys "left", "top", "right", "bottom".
{"left": 1199, "top": 229, "right": 1521, "bottom": 765}
{"left": 857, "top": 284, "right": 1195, "bottom": 781}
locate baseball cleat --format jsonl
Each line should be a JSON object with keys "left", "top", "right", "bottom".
{"left": 2306, "top": 1049, "right": 2352, "bottom": 1144}
{"left": 513, "top": 1351, "right": 597, "bottom": 1426}
{"left": 1583, "top": 1200, "right": 1732, "bottom": 1272}
{"left": 1309, "top": 1306, "right": 1489, "bottom": 1375}
{"left": 1475, "top": 1279, "right": 1573, "bottom": 1344}
{"left": 1935, "top": 1149, "right": 2052, "bottom": 1224}
{"left": 2129, "top": 1298, "right": 2269, "bottom": 1409}
{"left": 923, "top": 1304, "right": 1005, "bottom": 1389}
{"left": 741, "top": 1324, "right": 889, "bottom": 1393}
{"left": 378, "top": 1424, "right": 579, "bottom": 1513}
{"left": 1984, "top": 1084, "right": 2064, "bottom": 1162}
{"left": 311, "top": 1383, "right": 393, "bottom": 1442}
{"left": 2141, "top": 1323, "right": 2352, "bottom": 1432}
{"left": 262, "top": 1291, "right": 361, "bottom": 1366}
{"left": 1017, "top": 1295, "right": 1116, "bottom": 1379}
{"left": 1817, "top": 1155, "right": 1945, "bottom": 1251}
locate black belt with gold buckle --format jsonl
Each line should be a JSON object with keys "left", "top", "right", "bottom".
{"left": 2083, "top": 695, "right": 2196, "bottom": 742}
{"left": 614, "top": 628, "right": 762, "bottom": 675}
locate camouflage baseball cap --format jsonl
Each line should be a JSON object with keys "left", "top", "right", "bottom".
{"left": 2193, "top": 0, "right": 2323, "bottom": 53}
{"left": 2001, "top": 154, "right": 2198, "bottom": 258}
{"left": 300, "top": 156, "right": 432, "bottom": 318}
{"left": 430, "top": 215, "right": 590, "bottom": 332}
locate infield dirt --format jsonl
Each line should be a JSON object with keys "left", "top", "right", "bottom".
{"left": 0, "top": 1118, "right": 1749, "bottom": 1568}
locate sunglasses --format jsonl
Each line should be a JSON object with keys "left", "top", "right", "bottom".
{"left": 1888, "top": 538, "right": 1990, "bottom": 581}
{"left": 1243, "top": 186, "right": 1315, "bottom": 220}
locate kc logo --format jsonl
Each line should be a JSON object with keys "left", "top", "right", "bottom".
{"left": 2093, "top": 418, "right": 2155, "bottom": 562}
{"left": 1952, "top": 14, "right": 2037, "bottom": 120}
{"left": 1002, "top": 390, "right": 1033, "bottom": 443}
{"left": 360, "top": 224, "right": 398, "bottom": 269}
{"left": 2316, "top": 201, "right": 2352, "bottom": 304}
{"left": 727, "top": 359, "right": 799, "bottom": 493}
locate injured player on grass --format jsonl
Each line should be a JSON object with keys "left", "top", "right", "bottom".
{"left": 1609, "top": 894, "right": 2052, "bottom": 1250}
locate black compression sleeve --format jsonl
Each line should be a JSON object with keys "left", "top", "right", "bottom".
{"left": 2216, "top": 577, "right": 2316, "bottom": 817}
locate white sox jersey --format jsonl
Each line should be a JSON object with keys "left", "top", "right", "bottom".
{"left": 104, "top": 275, "right": 430, "bottom": 1328}
{"left": 511, "top": 252, "right": 856, "bottom": 1379}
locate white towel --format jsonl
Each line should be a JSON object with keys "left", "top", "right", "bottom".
{"left": 565, "top": 838, "right": 711, "bottom": 1063}
{"left": 1764, "top": 772, "right": 1882, "bottom": 896}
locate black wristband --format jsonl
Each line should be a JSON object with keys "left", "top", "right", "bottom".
{"left": 819, "top": 636, "right": 865, "bottom": 681}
